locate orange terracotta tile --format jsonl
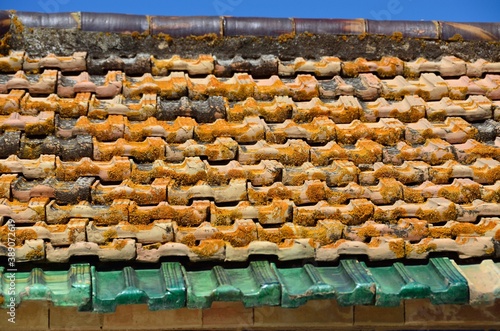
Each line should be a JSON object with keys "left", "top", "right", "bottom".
{"left": 88, "top": 93, "right": 157, "bottom": 120}
{"left": 342, "top": 57, "right": 404, "bottom": 77}
{"left": 279, "top": 56, "right": 341, "bottom": 77}
{"left": 152, "top": 54, "right": 214, "bottom": 76}
{"left": 21, "top": 92, "right": 90, "bottom": 118}
{"left": 0, "top": 51, "right": 24, "bottom": 73}
{"left": 23, "top": 52, "right": 86, "bottom": 73}
{"left": 404, "top": 56, "right": 467, "bottom": 77}
{"left": 0, "top": 89, "right": 25, "bottom": 115}
{"left": 227, "top": 96, "right": 293, "bottom": 122}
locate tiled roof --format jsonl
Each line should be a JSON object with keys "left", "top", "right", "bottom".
{"left": 0, "top": 11, "right": 500, "bottom": 327}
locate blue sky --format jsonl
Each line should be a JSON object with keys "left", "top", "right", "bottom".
{"left": 1, "top": 0, "right": 499, "bottom": 22}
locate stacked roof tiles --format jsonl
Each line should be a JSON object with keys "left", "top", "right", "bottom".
{"left": 0, "top": 11, "right": 500, "bottom": 314}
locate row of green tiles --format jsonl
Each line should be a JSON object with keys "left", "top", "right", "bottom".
{"left": 1, "top": 258, "right": 499, "bottom": 313}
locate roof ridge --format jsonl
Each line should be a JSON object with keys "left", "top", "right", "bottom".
{"left": 2, "top": 10, "right": 500, "bottom": 41}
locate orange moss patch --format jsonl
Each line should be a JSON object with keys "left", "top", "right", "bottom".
{"left": 389, "top": 108, "right": 425, "bottom": 123}
{"left": 102, "top": 228, "right": 118, "bottom": 241}
{"left": 0, "top": 58, "right": 15, "bottom": 72}
{"left": 287, "top": 172, "right": 307, "bottom": 186}
{"left": 346, "top": 201, "right": 374, "bottom": 225}
{"left": 212, "top": 224, "right": 256, "bottom": 247}
{"left": 67, "top": 226, "right": 80, "bottom": 244}
{"left": 25, "top": 245, "right": 44, "bottom": 260}
{"left": 429, "top": 167, "right": 453, "bottom": 184}
{"left": 341, "top": 62, "right": 359, "bottom": 77}
{"left": 472, "top": 167, "right": 500, "bottom": 185}
{"left": 399, "top": 219, "right": 429, "bottom": 240}
{"left": 106, "top": 163, "right": 130, "bottom": 182}
{"left": 356, "top": 224, "right": 381, "bottom": 239}
{"left": 0, "top": 31, "right": 11, "bottom": 48}
{"left": 403, "top": 187, "right": 425, "bottom": 203}
{"left": 111, "top": 239, "right": 128, "bottom": 251}
{"left": 449, "top": 34, "right": 464, "bottom": 41}
{"left": 451, "top": 221, "right": 496, "bottom": 237}
{"left": 257, "top": 225, "right": 295, "bottom": 244}
{"left": 154, "top": 32, "right": 173, "bottom": 43}
{"left": 293, "top": 210, "right": 318, "bottom": 227}
{"left": 120, "top": 223, "right": 143, "bottom": 233}
{"left": 159, "top": 206, "right": 182, "bottom": 224}
{"left": 305, "top": 182, "right": 327, "bottom": 202}
{"left": 373, "top": 166, "right": 398, "bottom": 180}
{"left": 415, "top": 240, "right": 438, "bottom": 254}
{"left": 11, "top": 15, "right": 24, "bottom": 33}
{"left": 437, "top": 184, "right": 480, "bottom": 204}
{"left": 163, "top": 168, "right": 207, "bottom": 186}
{"left": 327, "top": 238, "right": 348, "bottom": 249}
{"left": 389, "top": 240, "right": 405, "bottom": 258}
{"left": 142, "top": 243, "right": 161, "bottom": 250}
{"left": 188, "top": 33, "right": 218, "bottom": 42}
{"left": 357, "top": 32, "right": 367, "bottom": 41}
{"left": 278, "top": 238, "right": 296, "bottom": 248}
{"left": 374, "top": 206, "right": 406, "bottom": 223}
{"left": 494, "top": 229, "right": 500, "bottom": 241}
{"left": 390, "top": 31, "right": 404, "bottom": 42}
{"left": 416, "top": 204, "right": 457, "bottom": 224}
{"left": 464, "top": 144, "right": 498, "bottom": 164}
{"left": 429, "top": 227, "right": 452, "bottom": 238}
{"left": 94, "top": 208, "right": 127, "bottom": 226}
{"left": 190, "top": 239, "right": 224, "bottom": 257}
{"left": 211, "top": 207, "right": 242, "bottom": 226}
{"left": 0, "top": 227, "right": 38, "bottom": 246}
{"left": 15, "top": 228, "right": 38, "bottom": 246}
{"left": 298, "top": 226, "right": 328, "bottom": 246}
{"left": 257, "top": 185, "right": 292, "bottom": 203}
{"left": 367, "top": 237, "right": 381, "bottom": 248}
{"left": 277, "top": 32, "right": 296, "bottom": 43}
{"left": 180, "top": 233, "right": 196, "bottom": 247}
{"left": 379, "top": 178, "right": 403, "bottom": 203}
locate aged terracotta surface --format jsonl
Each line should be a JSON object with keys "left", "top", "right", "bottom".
{"left": 1, "top": 13, "right": 500, "bottom": 326}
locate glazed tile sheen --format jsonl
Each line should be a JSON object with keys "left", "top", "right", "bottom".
{"left": 1, "top": 258, "right": 493, "bottom": 311}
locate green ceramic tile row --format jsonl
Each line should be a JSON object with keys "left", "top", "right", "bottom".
{"left": 273, "top": 260, "right": 376, "bottom": 307}
{"left": 186, "top": 261, "right": 280, "bottom": 308}
{"left": 1, "top": 258, "right": 493, "bottom": 312}
{"left": 0, "top": 264, "right": 91, "bottom": 311}
{"left": 366, "top": 258, "right": 469, "bottom": 306}
{"left": 92, "top": 263, "right": 186, "bottom": 312}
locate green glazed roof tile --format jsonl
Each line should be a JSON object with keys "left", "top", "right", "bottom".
{"left": 0, "top": 264, "right": 91, "bottom": 311}
{"left": 91, "top": 262, "right": 186, "bottom": 313}
{"left": 274, "top": 259, "right": 375, "bottom": 308}
{"left": 425, "top": 258, "right": 469, "bottom": 304}
{"left": 367, "top": 262, "right": 430, "bottom": 306}
{"left": 272, "top": 263, "right": 336, "bottom": 308}
{"left": 367, "top": 257, "right": 468, "bottom": 306}
{"left": 0, "top": 258, "right": 487, "bottom": 311}
{"left": 452, "top": 259, "right": 500, "bottom": 305}
{"left": 185, "top": 260, "right": 280, "bottom": 309}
